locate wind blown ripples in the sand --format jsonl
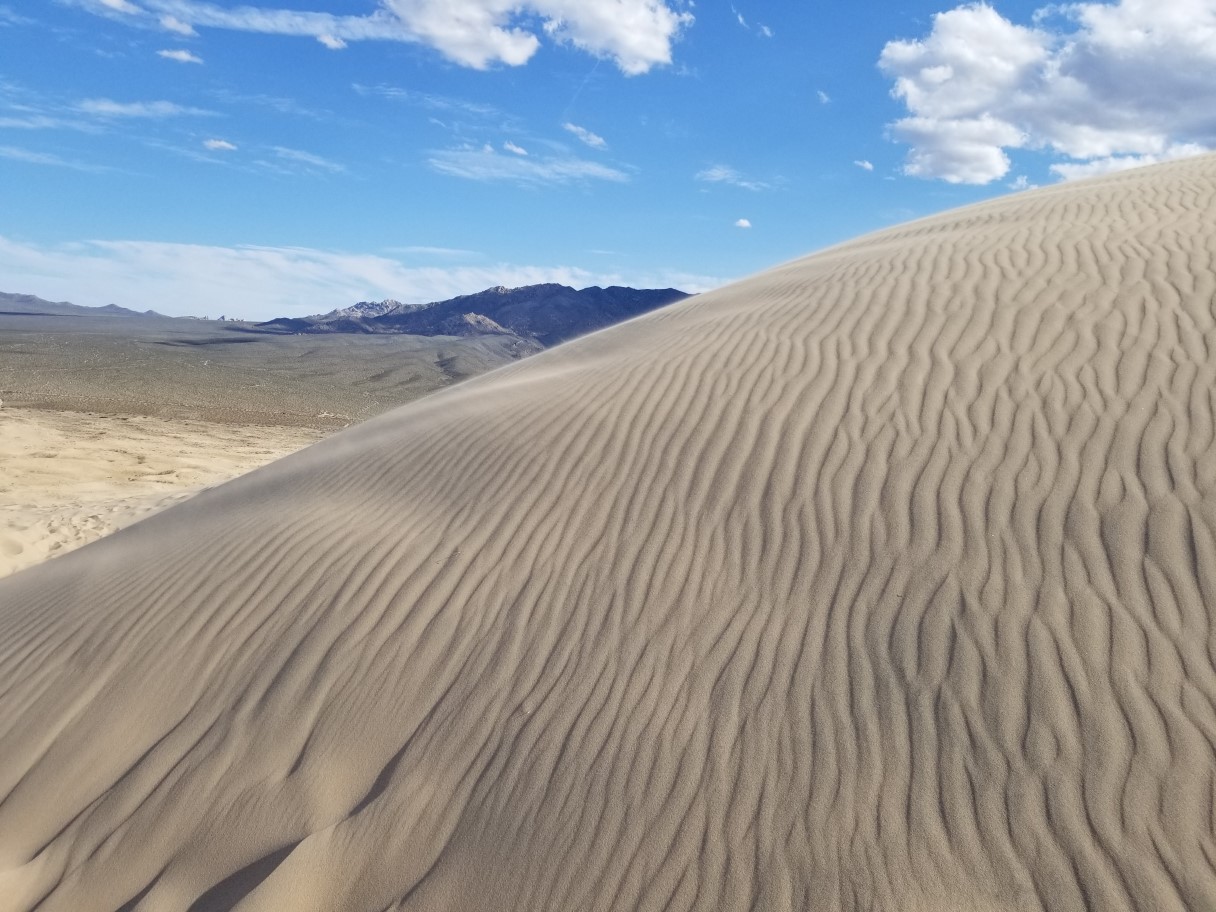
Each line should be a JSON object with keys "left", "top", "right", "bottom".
{"left": 2, "top": 156, "right": 1216, "bottom": 911}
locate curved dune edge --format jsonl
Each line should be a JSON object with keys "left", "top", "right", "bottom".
{"left": 3, "top": 156, "right": 1216, "bottom": 911}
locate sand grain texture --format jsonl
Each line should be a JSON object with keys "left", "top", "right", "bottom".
{"left": 0, "top": 408, "right": 322, "bottom": 578}
{"left": 3, "top": 156, "right": 1216, "bottom": 911}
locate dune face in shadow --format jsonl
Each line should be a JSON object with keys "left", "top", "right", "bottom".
{"left": 3, "top": 156, "right": 1216, "bottom": 911}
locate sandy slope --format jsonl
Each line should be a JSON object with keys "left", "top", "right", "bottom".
{"left": 3, "top": 156, "right": 1216, "bottom": 911}
{"left": 0, "top": 408, "right": 322, "bottom": 578}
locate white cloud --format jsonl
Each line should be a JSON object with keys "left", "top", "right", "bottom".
{"left": 270, "top": 146, "right": 345, "bottom": 172}
{"left": 0, "top": 235, "right": 722, "bottom": 320}
{"left": 695, "top": 164, "right": 769, "bottom": 191}
{"left": 880, "top": 0, "right": 1216, "bottom": 184}
{"left": 853, "top": 159, "right": 874, "bottom": 171}
{"left": 159, "top": 15, "right": 196, "bottom": 35}
{"left": 0, "top": 6, "right": 34, "bottom": 25}
{"left": 0, "top": 146, "right": 104, "bottom": 171}
{"left": 353, "top": 83, "right": 503, "bottom": 118}
{"left": 317, "top": 33, "right": 346, "bottom": 49}
{"left": 203, "top": 138, "right": 237, "bottom": 151}
{"left": 817, "top": 90, "right": 830, "bottom": 104}
{"left": 77, "top": 98, "right": 213, "bottom": 118}
{"left": 731, "top": 7, "right": 772, "bottom": 37}
{"left": 562, "top": 122, "right": 607, "bottom": 149}
{"left": 77, "top": 0, "right": 692, "bottom": 75}
{"left": 503, "top": 140, "right": 528, "bottom": 156}
{"left": 211, "top": 89, "right": 327, "bottom": 120}
{"left": 1049, "top": 143, "right": 1209, "bottom": 180}
{"left": 0, "top": 114, "right": 87, "bottom": 130}
{"left": 734, "top": 218, "right": 751, "bottom": 228}
{"left": 892, "top": 114, "right": 1025, "bottom": 184}
{"left": 157, "top": 48, "right": 203, "bottom": 64}
{"left": 429, "top": 143, "right": 628, "bottom": 185}
{"left": 0, "top": 83, "right": 96, "bottom": 132}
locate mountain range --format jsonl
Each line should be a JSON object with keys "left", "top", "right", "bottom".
{"left": 0, "top": 292, "right": 156, "bottom": 319}
{"left": 254, "top": 284, "right": 692, "bottom": 347}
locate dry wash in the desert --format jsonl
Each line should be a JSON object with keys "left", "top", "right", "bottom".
{"left": 3, "top": 155, "right": 1216, "bottom": 911}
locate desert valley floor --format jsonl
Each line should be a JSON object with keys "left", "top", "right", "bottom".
{"left": 0, "top": 310, "right": 538, "bottom": 577}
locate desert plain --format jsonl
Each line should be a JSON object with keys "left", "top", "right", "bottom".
{"left": 0, "top": 307, "right": 534, "bottom": 577}
{"left": 2, "top": 155, "right": 1216, "bottom": 911}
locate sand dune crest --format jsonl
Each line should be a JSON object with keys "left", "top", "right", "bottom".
{"left": 3, "top": 156, "right": 1216, "bottom": 911}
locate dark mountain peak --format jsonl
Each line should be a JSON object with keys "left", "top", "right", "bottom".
{"left": 255, "top": 282, "right": 692, "bottom": 347}
{"left": 315, "top": 299, "right": 416, "bottom": 321}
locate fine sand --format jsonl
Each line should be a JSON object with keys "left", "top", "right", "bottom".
{"left": 3, "top": 155, "right": 1216, "bottom": 911}
{"left": 0, "top": 309, "right": 536, "bottom": 579}
{"left": 0, "top": 408, "right": 322, "bottom": 578}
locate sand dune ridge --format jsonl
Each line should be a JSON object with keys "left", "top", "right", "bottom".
{"left": 2, "top": 156, "right": 1216, "bottom": 911}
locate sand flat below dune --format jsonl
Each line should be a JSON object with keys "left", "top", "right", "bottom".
{"left": 3, "top": 156, "right": 1216, "bottom": 912}
{"left": 0, "top": 408, "right": 322, "bottom": 578}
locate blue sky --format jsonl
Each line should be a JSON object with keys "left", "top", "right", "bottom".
{"left": 1, "top": 0, "right": 1213, "bottom": 319}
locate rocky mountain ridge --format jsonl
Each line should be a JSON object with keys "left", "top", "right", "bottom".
{"left": 255, "top": 283, "right": 691, "bottom": 347}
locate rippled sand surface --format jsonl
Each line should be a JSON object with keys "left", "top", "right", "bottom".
{"left": 3, "top": 156, "right": 1216, "bottom": 911}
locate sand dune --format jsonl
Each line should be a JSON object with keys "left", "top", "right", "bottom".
{"left": 3, "top": 155, "right": 1216, "bottom": 911}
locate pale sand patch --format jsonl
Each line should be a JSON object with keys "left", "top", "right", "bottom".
{"left": 0, "top": 407, "right": 322, "bottom": 578}
{"left": 3, "top": 156, "right": 1216, "bottom": 911}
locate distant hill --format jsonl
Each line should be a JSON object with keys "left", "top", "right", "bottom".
{"left": 0, "top": 292, "right": 160, "bottom": 318}
{"left": 256, "top": 284, "right": 692, "bottom": 347}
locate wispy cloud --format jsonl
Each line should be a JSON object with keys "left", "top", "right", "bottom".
{"left": 157, "top": 48, "right": 202, "bottom": 64}
{"left": 0, "top": 235, "right": 722, "bottom": 320}
{"left": 0, "top": 82, "right": 96, "bottom": 132}
{"left": 853, "top": 159, "right": 874, "bottom": 171}
{"left": 269, "top": 146, "right": 345, "bottom": 173}
{"left": 695, "top": 164, "right": 769, "bottom": 191}
{"left": 203, "top": 138, "right": 236, "bottom": 151}
{"left": 77, "top": 98, "right": 214, "bottom": 118}
{"left": 159, "top": 14, "right": 195, "bottom": 35}
{"left": 817, "top": 90, "right": 830, "bottom": 104}
{"left": 209, "top": 89, "right": 328, "bottom": 121}
{"left": 731, "top": 5, "right": 772, "bottom": 37}
{"left": 353, "top": 83, "right": 502, "bottom": 119}
{"left": 428, "top": 143, "right": 628, "bottom": 185}
{"left": 0, "top": 5, "right": 33, "bottom": 26}
{"left": 503, "top": 140, "right": 528, "bottom": 156}
{"left": 317, "top": 33, "right": 345, "bottom": 49}
{"left": 563, "top": 121, "right": 606, "bottom": 149}
{"left": 0, "top": 114, "right": 89, "bottom": 130}
{"left": 71, "top": 0, "right": 692, "bottom": 74}
{"left": 0, "top": 145, "right": 105, "bottom": 171}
